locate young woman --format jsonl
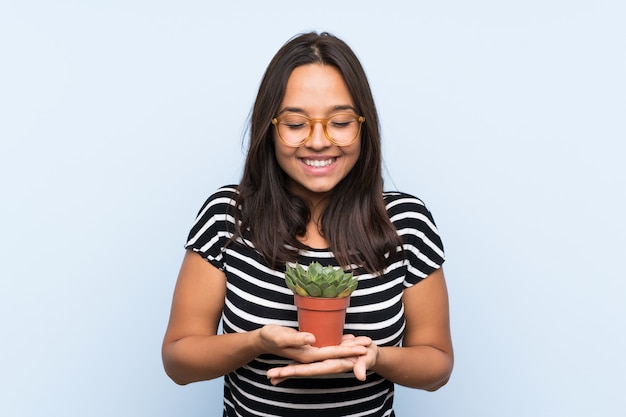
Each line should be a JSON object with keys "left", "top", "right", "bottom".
{"left": 162, "top": 32, "right": 453, "bottom": 416}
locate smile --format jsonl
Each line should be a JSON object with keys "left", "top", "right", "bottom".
{"left": 302, "top": 158, "right": 336, "bottom": 168}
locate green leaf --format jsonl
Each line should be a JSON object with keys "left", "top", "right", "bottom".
{"left": 293, "top": 284, "right": 306, "bottom": 297}
{"left": 334, "top": 283, "right": 347, "bottom": 294}
{"left": 296, "top": 263, "right": 307, "bottom": 277}
{"left": 322, "top": 286, "right": 339, "bottom": 297}
{"left": 305, "top": 283, "right": 322, "bottom": 297}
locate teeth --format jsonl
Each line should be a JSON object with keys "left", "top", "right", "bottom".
{"left": 304, "top": 158, "right": 335, "bottom": 167}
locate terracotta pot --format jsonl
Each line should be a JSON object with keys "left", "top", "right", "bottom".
{"left": 293, "top": 294, "right": 350, "bottom": 347}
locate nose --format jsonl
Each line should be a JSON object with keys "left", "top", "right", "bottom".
{"left": 306, "top": 120, "right": 331, "bottom": 149}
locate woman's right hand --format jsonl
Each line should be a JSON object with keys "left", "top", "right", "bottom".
{"left": 255, "top": 324, "right": 369, "bottom": 365}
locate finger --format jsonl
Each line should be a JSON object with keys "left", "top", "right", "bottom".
{"left": 280, "top": 331, "right": 316, "bottom": 347}
{"left": 269, "top": 376, "right": 288, "bottom": 385}
{"left": 261, "top": 325, "right": 316, "bottom": 349}
{"left": 295, "top": 332, "right": 316, "bottom": 346}
{"left": 352, "top": 336, "right": 373, "bottom": 347}
{"left": 353, "top": 357, "right": 368, "bottom": 381}
{"left": 267, "top": 358, "right": 356, "bottom": 379}
{"left": 340, "top": 334, "right": 372, "bottom": 347}
{"left": 313, "top": 345, "right": 368, "bottom": 359}
{"left": 281, "top": 344, "right": 367, "bottom": 366}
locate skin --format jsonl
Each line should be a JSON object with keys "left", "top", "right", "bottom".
{"left": 162, "top": 64, "right": 453, "bottom": 390}
{"left": 274, "top": 64, "right": 361, "bottom": 212}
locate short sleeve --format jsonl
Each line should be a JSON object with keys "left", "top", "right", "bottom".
{"left": 385, "top": 192, "right": 446, "bottom": 287}
{"left": 184, "top": 185, "right": 239, "bottom": 271}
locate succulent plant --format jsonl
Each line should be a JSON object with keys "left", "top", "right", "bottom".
{"left": 285, "top": 261, "right": 358, "bottom": 298}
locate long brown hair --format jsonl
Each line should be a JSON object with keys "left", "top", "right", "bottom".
{"left": 233, "top": 32, "right": 401, "bottom": 273}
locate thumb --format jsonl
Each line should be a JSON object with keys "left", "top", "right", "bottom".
{"left": 301, "top": 332, "right": 316, "bottom": 346}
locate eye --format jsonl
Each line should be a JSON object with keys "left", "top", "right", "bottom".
{"left": 281, "top": 116, "right": 309, "bottom": 130}
{"left": 329, "top": 115, "right": 355, "bottom": 128}
{"left": 285, "top": 122, "right": 307, "bottom": 130}
{"left": 330, "top": 121, "right": 353, "bottom": 128}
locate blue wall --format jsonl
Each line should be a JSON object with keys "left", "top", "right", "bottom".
{"left": 1, "top": 1, "right": 625, "bottom": 416}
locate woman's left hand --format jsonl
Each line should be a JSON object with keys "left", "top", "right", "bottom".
{"left": 266, "top": 334, "right": 378, "bottom": 385}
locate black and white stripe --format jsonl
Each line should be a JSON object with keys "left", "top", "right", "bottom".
{"left": 185, "top": 185, "right": 445, "bottom": 417}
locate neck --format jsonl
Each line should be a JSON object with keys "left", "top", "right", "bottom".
{"left": 288, "top": 186, "right": 331, "bottom": 249}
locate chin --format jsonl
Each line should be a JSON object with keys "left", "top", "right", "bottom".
{"left": 291, "top": 181, "right": 337, "bottom": 200}
{"left": 306, "top": 182, "right": 339, "bottom": 194}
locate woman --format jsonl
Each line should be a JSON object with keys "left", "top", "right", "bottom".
{"left": 162, "top": 32, "right": 453, "bottom": 416}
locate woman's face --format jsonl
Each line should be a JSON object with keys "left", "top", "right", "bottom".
{"left": 274, "top": 64, "right": 361, "bottom": 204}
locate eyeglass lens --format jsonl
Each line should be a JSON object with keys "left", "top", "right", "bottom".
{"left": 276, "top": 114, "right": 362, "bottom": 146}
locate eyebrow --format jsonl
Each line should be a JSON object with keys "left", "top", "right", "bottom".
{"left": 277, "top": 104, "right": 358, "bottom": 116}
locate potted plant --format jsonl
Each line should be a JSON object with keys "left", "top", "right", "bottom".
{"left": 285, "top": 262, "right": 358, "bottom": 347}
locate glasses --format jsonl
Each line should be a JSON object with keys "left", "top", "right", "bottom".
{"left": 272, "top": 113, "right": 366, "bottom": 147}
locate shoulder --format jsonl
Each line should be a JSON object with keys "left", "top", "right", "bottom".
{"left": 201, "top": 184, "right": 239, "bottom": 206}
{"left": 383, "top": 190, "right": 442, "bottom": 242}
{"left": 186, "top": 185, "right": 240, "bottom": 246}
{"left": 383, "top": 191, "right": 431, "bottom": 218}
{"left": 185, "top": 185, "right": 241, "bottom": 266}
{"left": 193, "top": 184, "right": 239, "bottom": 215}
{"left": 187, "top": 185, "right": 239, "bottom": 233}
{"left": 383, "top": 190, "right": 445, "bottom": 277}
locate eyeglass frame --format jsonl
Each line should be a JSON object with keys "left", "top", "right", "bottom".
{"left": 271, "top": 113, "right": 366, "bottom": 147}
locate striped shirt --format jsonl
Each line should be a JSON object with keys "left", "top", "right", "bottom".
{"left": 185, "top": 185, "right": 445, "bottom": 417}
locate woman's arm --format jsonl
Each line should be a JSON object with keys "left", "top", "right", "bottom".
{"left": 267, "top": 267, "right": 453, "bottom": 391}
{"left": 369, "top": 267, "right": 453, "bottom": 390}
{"left": 162, "top": 250, "right": 259, "bottom": 384}
{"left": 162, "top": 250, "right": 369, "bottom": 385}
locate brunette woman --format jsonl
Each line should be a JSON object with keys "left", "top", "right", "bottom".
{"left": 162, "top": 31, "right": 453, "bottom": 417}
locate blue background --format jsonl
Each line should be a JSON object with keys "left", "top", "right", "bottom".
{"left": 1, "top": 1, "right": 625, "bottom": 416}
